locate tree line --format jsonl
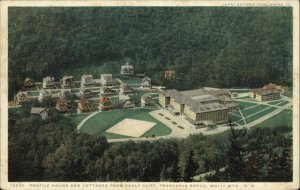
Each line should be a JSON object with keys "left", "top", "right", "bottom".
{"left": 8, "top": 7, "right": 292, "bottom": 99}
{"left": 9, "top": 103, "right": 292, "bottom": 182}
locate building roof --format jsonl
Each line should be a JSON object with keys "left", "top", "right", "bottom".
{"left": 82, "top": 74, "right": 93, "bottom": 79}
{"left": 160, "top": 89, "right": 179, "bottom": 97}
{"left": 31, "top": 107, "right": 48, "bottom": 114}
{"left": 263, "top": 83, "right": 277, "bottom": 90}
{"left": 218, "top": 95, "right": 233, "bottom": 102}
{"left": 57, "top": 99, "right": 67, "bottom": 105}
{"left": 252, "top": 88, "right": 281, "bottom": 95}
{"left": 190, "top": 102, "right": 228, "bottom": 113}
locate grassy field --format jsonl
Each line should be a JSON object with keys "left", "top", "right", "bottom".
{"left": 235, "top": 101, "right": 257, "bottom": 109}
{"left": 253, "top": 109, "right": 292, "bottom": 128}
{"left": 79, "top": 108, "right": 171, "bottom": 139}
{"left": 118, "top": 75, "right": 142, "bottom": 85}
{"left": 277, "top": 101, "right": 289, "bottom": 106}
{"left": 268, "top": 99, "right": 285, "bottom": 105}
{"left": 67, "top": 114, "right": 90, "bottom": 126}
{"left": 245, "top": 107, "right": 277, "bottom": 124}
{"left": 241, "top": 105, "right": 269, "bottom": 117}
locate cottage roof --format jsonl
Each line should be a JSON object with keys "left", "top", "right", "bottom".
{"left": 142, "top": 77, "right": 151, "bottom": 82}
{"left": 17, "top": 91, "right": 28, "bottom": 96}
{"left": 43, "top": 76, "right": 54, "bottom": 82}
{"left": 24, "top": 78, "right": 33, "bottom": 82}
{"left": 82, "top": 74, "right": 93, "bottom": 79}
{"left": 57, "top": 99, "right": 67, "bottom": 105}
{"left": 62, "top": 75, "right": 73, "bottom": 80}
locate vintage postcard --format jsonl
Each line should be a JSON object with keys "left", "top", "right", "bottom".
{"left": 0, "top": 0, "right": 299, "bottom": 190}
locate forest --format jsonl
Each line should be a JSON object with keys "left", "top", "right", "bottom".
{"left": 9, "top": 101, "right": 292, "bottom": 182}
{"left": 8, "top": 7, "right": 292, "bottom": 99}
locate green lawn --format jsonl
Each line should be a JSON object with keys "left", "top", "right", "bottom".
{"left": 253, "top": 109, "right": 292, "bottom": 128}
{"left": 230, "top": 113, "right": 242, "bottom": 123}
{"left": 277, "top": 101, "right": 289, "bottom": 106}
{"left": 268, "top": 100, "right": 284, "bottom": 105}
{"left": 118, "top": 75, "right": 142, "bottom": 85}
{"left": 241, "top": 105, "right": 269, "bottom": 117}
{"left": 79, "top": 108, "right": 171, "bottom": 139}
{"left": 27, "top": 91, "right": 39, "bottom": 96}
{"left": 235, "top": 101, "right": 257, "bottom": 110}
{"left": 245, "top": 107, "right": 277, "bottom": 124}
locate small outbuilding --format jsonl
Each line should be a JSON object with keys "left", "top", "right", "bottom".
{"left": 120, "top": 62, "right": 134, "bottom": 75}
{"left": 164, "top": 70, "right": 176, "bottom": 79}
{"left": 30, "top": 107, "right": 50, "bottom": 120}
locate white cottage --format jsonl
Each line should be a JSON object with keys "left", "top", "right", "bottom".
{"left": 101, "top": 74, "right": 114, "bottom": 86}
{"left": 141, "top": 77, "right": 151, "bottom": 88}
{"left": 120, "top": 62, "right": 134, "bottom": 75}
{"left": 60, "top": 75, "right": 75, "bottom": 89}
{"left": 81, "top": 75, "right": 94, "bottom": 88}
{"left": 42, "top": 76, "right": 56, "bottom": 88}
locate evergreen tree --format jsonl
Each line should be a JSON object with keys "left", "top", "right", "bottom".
{"left": 183, "top": 150, "right": 197, "bottom": 182}
{"left": 170, "top": 157, "right": 180, "bottom": 182}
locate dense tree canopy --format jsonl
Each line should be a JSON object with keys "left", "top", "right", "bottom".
{"left": 8, "top": 7, "right": 292, "bottom": 98}
{"left": 9, "top": 103, "right": 292, "bottom": 182}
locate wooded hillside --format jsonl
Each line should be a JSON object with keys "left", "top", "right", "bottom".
{"left": 8, "top": 7, "right": 292, "bottom": 97}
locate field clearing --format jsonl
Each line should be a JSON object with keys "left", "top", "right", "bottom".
{"left": 245, "top": 107, "right": 277, "bottom": 124}
{"left": 79, "top": 108, "right": 171, "bottom": 138}
{"left": 253, "top": 109, "right": 292, "bottom": 128}
{"left": 106, "top": 118, "right": 156, "bottom": 137}
{"left": 241, "top": 105, "right": 269, "bottom": 117}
